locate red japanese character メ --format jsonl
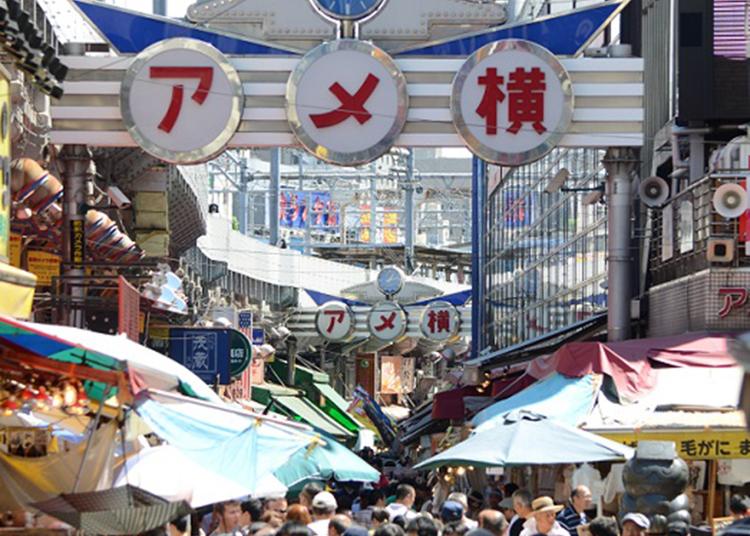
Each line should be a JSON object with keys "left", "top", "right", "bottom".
{"left": 310, "top": 74, "right": 380, "bottom": 128}
{"left": 374, "top": 312, "right": 397, "bottom": 332}
{"left": 149, "top": 66, "right": 214, "bottom": 133}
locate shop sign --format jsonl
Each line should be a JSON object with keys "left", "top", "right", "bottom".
{"left": 70, "top": 219, "right": 85, "bottom": 265}
{"left": 367, "top": 302, "right": 407, "bottom": 341}
{"left": 380, "top": 355, "right": 403, "bottom": 394}
{"left": 601, "top": 430, "right": 750, "bottom": 460}
{"left": 420, "top": 300, "right": 461, "bottom": 341}
{"left": 121, "top": 38, "right": 243, "bottom": 165}
{"left": 229, "top": 329, "right": 252, "bottom": 377}
{"left": 27, "top": 250, "right": 61, "bottom": 287}
{"left": 451, "top": 39, "right": 573, "bottom": 166}
{"left": 286, "top": 39, "right": 408, "bottom": 166}
{"left": 169, "top": 327, "right": 231, "bottom": 384}
{"left": 251, "top": 328, "right": 265, "bottom": 345}
{"left": 718, "top": 287, "right": 750, "bottom": 317}
{"left": 8, "top": 233, "right": 20, "bottom": 267}
{"left": 315, "top": 301, "right": 355, "bottom": 341}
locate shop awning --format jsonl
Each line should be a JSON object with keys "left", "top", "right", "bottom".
{"left": 464, "top": 313, "right": 607, "bottom": 368}
{"left": 0, "top": 263, "right": 35, "bottom": 319}
{"left": 134, "top": 391, "right": 316, "bottom": 490}
{"left": 313, "top": 382, "right": 361, "bottom": 433}
{"left": 252, "top": 384, "right": 355, "bottom": 439}
{"left": 0, "top": 315, "right": 219, "bottom": 402}
{"left": 472, "top": 373, "right": 600, "bottom": 431}
{"left": 414, "top": 410, "right": 633, "bottom": 470}
{"left": 269, "top": 360, "right": 361, "bottom": 433}
{"left": 432, "top": 386, "right": 490, "bottom": 421}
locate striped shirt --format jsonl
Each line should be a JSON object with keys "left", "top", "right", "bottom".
{"left": 557, "top": 505, "right": 587, "bottom": 533}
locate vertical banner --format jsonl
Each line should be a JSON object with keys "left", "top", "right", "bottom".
{"left": 70, "top": 220, "right": 85, "bottom": 265}
{"left": 0, "top": 71, "right": 9, "bottom": 263}
{"left": 383, "top": 211, "right": 399, "bottom": 244}
{"left": 118, "top": 275, "right": 141, "bottom": 342}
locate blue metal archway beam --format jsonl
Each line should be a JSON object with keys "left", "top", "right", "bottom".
{"left": 73, "top": 0, "right": 627, "bottom": 58}
{"left": 394, "top": 1, "right": 629, "bottom": 57}
{"left": 72, "top": 0, "right": 303, "bottom": 55}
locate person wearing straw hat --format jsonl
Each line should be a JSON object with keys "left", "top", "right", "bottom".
{"left": 519, "top": 497, "right": 570, "bottom": 536}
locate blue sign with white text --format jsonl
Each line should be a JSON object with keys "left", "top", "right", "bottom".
{"left": 251, "top": 328, "right": 265, "bottom": 345}
{"left": 169, "top": 328, "right": 231, "bottom": 384}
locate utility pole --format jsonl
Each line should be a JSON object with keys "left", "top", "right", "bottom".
{"left": 369, "top": 175, "right": 377, "bottom": 243}
{"left": 238, "top": 156, "right": 249, "bottom": 235}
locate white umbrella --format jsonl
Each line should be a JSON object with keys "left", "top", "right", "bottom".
{"left": 115, "top": 445, "right": 287, "bottom": 507}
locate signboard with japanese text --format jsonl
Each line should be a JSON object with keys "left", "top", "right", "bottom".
{"left": 229, "top": 329, "right": 252, "bottom": 377}
{"left": 286, "top": 39, "right": 408, "bottom": 166}
{"left": 121, "top": 38, "right": 243, "bottom": 164}
{"left": 601, "top": 430, "right": 750, "bottom": 460}
{"left": 367, "top": 302, "right": 407, "bottom": 341}
{"left": 503, "top": 188, "right": 535, "bottom": 228}
{"left": 168, "top": 327, "right": 231, "bottom": 384}
{"left": 315, "top": 301, "right": 355, "bottom": 341}
{"left": 27, "top": 251, "right": 61, "bottom": 287}
{"left": 452, "top": 39, "right": 573, "bottom": 166}
{"left": 419, "top": 301, "right": 461, "bottom": 341}
{"left": 251, "top": 328, "right": 265, "bottom": 345}
{"left": 70, "top": 219, "right": 85, "bottom": 265}
{"left": 8, "top": 233, "right": 20, "bottom": 267}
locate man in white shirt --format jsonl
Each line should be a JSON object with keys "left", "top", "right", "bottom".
{"left": 308, "top": 492, "right": 338, "bottom": 536}
{"left": 385, "top": 484, "right": 419, "bottom": 522}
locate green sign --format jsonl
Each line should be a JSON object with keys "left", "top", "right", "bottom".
{"left": 229, "top": 329, "right": 252, "bottom": 377}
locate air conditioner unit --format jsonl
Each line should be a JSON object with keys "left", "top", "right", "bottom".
{"left": 707, "top": 238, "right": 735, "bottom": 263}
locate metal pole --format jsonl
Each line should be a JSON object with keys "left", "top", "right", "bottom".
{"left": 370, "top": 176, "right": 377, "bottom": 243}
{"left": 603, "top": 147, "right": 638, "bottom": 342}
{"left": 238, "top": 158, "right": 248, "bottom": 235}
{"left": 304, "top": 191, "right": 312, "bottom": 254}
{"left": 287, "top": 337, "right": 297, "bottom": 386}
{"left": 60, "top": 145, "right": 90, "bottom": 328}
{"left": 269, "top": 148, "right": 281, "bottom": 245}
{"left": 404, "top": 150, "right": 416, "bottom": 273}
{"left": 689, "top": 133, "right": 704, "bottom": 182}
{"left": 470, "top": 156, "right": 487, "bottom": 359}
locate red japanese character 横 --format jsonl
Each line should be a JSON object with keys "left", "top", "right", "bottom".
{"left": 506, "top": 67, "right": 547, "bottom": 135}
{"left": 475, "top": 68, "right": 505, "bottom": 135}
{"left": 427, "top": 310, "right": 451, "bottom": 333}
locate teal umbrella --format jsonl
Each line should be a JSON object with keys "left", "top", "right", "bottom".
{"left": 274, "top": 435, "right": 380, "bottom": 487}
{"left": 414, "top": 410, "right": 634, "bottom": 470}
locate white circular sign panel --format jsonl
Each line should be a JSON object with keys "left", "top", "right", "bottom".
{"left": 121, "top": 38, "right": 244, "bottom": 164}
{"left": 451, "top": 39, "right": 573, "bottom": 166}
{"left": 286, "top": 40, "right": 408, "bottom": 166}
{"left": 419, "top": 301, "right": 461, "bottom": 342}
{"left": 367, "top": 302, "right": 407, "bottom": 341}
{"left": 315, "top": 301, "right": 355, "bottom": 341}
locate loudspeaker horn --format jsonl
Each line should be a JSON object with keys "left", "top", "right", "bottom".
{"left": 713, "top": 183, "right": 748, "bottom": 218}
{"left": 639, "top": 176, "right": 669, "bottom": 207}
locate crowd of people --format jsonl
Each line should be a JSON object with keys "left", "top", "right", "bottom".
{"left": 154, "top": 481, "right": 654, "bottom": 536}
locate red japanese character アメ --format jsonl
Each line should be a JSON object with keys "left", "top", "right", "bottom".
{"left": 323, "top": 309, "right": 346, "bottom": 333}
{"left": 374, "top": 312, "right": 397, "bottom": 332}
{"left": 310, "top": 74, "right": 380, "bottom": 128}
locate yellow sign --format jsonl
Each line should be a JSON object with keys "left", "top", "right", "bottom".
{"left": 9, "top": 233, "right": 21, "bottom": 267}
{"left": 71, "top": 220, "right": 85, "bottom": 265}
{"left": 27, "top": 250, "right": 62, "bottom": 287}
{"left": 0, "top": 71, "right": 10, "bottom": 262}
{"left": 600, "top": 429, "right": 750, "bottom": 460}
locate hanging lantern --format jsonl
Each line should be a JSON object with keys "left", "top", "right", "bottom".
{"left": 62, "top": 382, "right": 78, "bottom": 407}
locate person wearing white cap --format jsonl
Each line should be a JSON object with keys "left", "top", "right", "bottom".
{"left": 621, "top": 513, "right": 650, "bottom": 536}
{"left": 308, "top": 492, "right": 338, "bottom": 536}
